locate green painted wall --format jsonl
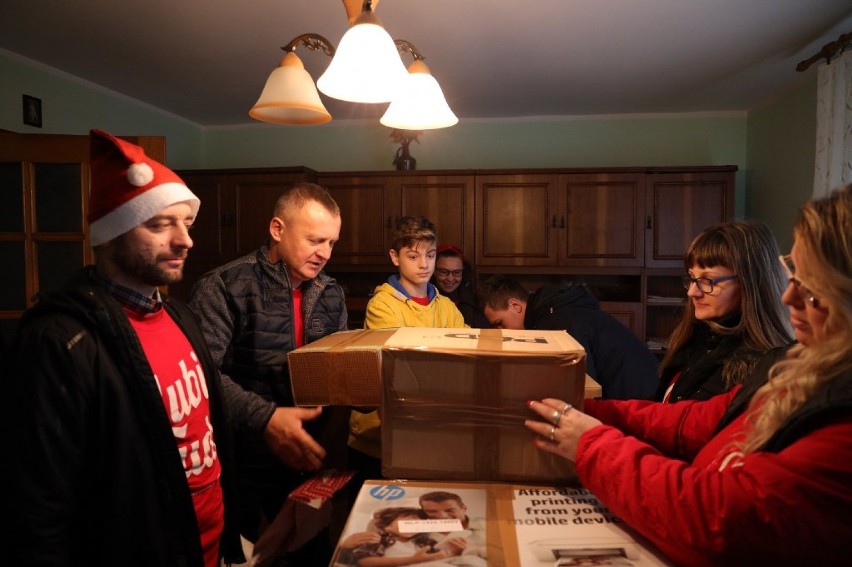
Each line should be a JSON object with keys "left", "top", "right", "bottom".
{"left": 746, "top": 77, "right": 817, "bottom": 252}
{"left": 204, "top": 114, "right": 746, "bottom": 170}
{"left": 1, "top": 50, "right": 204, "bottom": 168}
{"left": 3, "top": 46, "right": 822, "bottom": 229}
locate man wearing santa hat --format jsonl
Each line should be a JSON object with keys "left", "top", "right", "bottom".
{"left": 0, "top": 129, "right": 242, "bottom": 566}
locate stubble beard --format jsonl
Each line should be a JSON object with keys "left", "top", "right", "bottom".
{"left": 111, "top": 237, "right": 186, "bottom": 287}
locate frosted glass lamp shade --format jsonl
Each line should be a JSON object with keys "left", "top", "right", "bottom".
{"left": 249, "top": 52, "right": 332, "bottom": 125}
{"left": 316, "top": 11, "right": 408, "bottom": 103}
{"left": 381, "top": 60, "right": 458, "bottom": 130}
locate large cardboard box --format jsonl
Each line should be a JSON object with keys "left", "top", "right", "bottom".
{"left": 377, "top": 328, "right": 586, "bottom": 483}
{"left": 289, "top": 328, "right": 597, "bottom": 408}
{"left": 289, "top": 328, "right": 592, "bottom": 483}
{"left": 330, "top": 479, "right": 672, "bottom": 566}
{"left": 288, "top": 329, "right": 397, "bottom": 407}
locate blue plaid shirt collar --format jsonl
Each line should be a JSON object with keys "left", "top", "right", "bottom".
{"left": 92, "top": 271, "right": 162, "bottom": 316}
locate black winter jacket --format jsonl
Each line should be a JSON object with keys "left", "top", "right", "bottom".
{"left": 0, "top": 266, "right": 243, "bottom": 566}
{"left": 524, "top": 282, "right": 659, "bottom": 399}
{"left": 189, "top": 247, "right": 348, "bottom": 411}
{"left": 656, "top": 319, "right": 771, "bottom": 403}
{"left": 714, "top": 344, "right": 852, "bottom": 452}
{"left": 443, "top": 283, "right": 490, "bottom": 328}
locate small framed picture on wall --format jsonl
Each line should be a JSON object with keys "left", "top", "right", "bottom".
{"left": 23, "top": 94, "right": 42, "bottom": 128}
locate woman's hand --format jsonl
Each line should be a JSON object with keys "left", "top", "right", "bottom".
{"left": 525, "top": 398, "right": 602, "bottom": 462}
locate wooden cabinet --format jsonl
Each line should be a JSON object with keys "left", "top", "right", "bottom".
{"left": 475, "top": 172, "right": 559, "bottom": 266}
{"left": 475, "top": 171, "right": 644, "bottom": 267}
{"left": 2, "top": 143, "right": 736, "bottom": 349}
{"left": 169, "top": 167, "right": 316, "bottom": 300}
{"left": 318, "top": 171, "right": 475, "bottom": 267}
{"left": 0, "top": 131, "right": 165, "bottom": 346}
{"left": 166, "top": 165, "right": 735, "bottom": 343}
{"left": 474, "top": 166, "right": 735, "bottom": 348}
{"left": 644, "top": 169, "right": 735, "bottom": 267}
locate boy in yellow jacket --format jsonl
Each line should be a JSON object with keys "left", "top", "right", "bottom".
{"left": 348, "top": 216, "right": 467, "bottom": 484}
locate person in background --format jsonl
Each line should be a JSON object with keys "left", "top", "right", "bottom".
{"left": 349, "top": 217, "right": 466, "bottom": 489}
{"left": 432, "top": 245, "right": 490, "bottom": 328}
{"left": 478, "top": 275, "right": 659, "bottom": 399}
{"left": 657, "top": 220, "right": 793, "bottom": 403}
{"left": 188, "top": 182, "right": 347, "bottom": 565}
{"left": 525, "top": 185, "right": 852, "bottom": 565}
{"left": 0, "top": 129, "right": 242, "bottom": 566}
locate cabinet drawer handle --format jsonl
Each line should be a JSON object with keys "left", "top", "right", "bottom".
{"left": 560, "top": 215, "right": 565, "bottom": 229}
{"left": 551, "top": 215, "right": 557, "bottom": 228}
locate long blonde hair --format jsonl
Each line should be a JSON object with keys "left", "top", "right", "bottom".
{"left": 742, "top": 185, "right": 852, "bottom": 453}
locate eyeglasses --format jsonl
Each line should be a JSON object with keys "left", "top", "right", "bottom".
{"left": 681, "top": 274, "right": 737, "bottom": 293}
{"left": 435, "top": 268, "right": 463, "bottom": 278}
{"left": 779, "top": 254, "right": 821, "bottom": 308}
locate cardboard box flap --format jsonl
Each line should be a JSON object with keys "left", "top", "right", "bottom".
{"left": 384, "top": 327, "right": 585, "bottom": 357}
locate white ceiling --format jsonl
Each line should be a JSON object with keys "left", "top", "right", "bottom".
{"left": 3, "top": 0, "right": 852, "bottom": 127}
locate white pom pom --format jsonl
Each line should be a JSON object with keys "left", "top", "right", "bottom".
{"left": 127, "top": 162, "right": 154, "bottom": 187}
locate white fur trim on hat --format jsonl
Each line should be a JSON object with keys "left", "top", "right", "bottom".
{"left": 89, "top": 182, "right": 200, "bottom": 246}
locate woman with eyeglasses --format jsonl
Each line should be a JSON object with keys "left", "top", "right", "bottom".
{"left": 525, "top": 185, "right": 852, "bottom": 565}
{"left": 432, "top": 245, "right": 490, "bottom": 328}
{"left": 657, "top": 220, "right": 793, "bottom": 402}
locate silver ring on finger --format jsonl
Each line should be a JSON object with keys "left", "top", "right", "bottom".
{"left": 548, "top": 426, "right": 556, "bottom": 441}
{"left": 561, "top": 403, "right": 573, "bottom": 415}
{"left": 550, "top": 409, "right": 561, "bottom": 425}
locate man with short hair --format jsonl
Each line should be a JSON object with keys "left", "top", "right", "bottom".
{"left": 189, "top": 182, "right": 348, "bottom": 564}
{"left": 419, "top": 491, "right": 487, "bottom": 560}
{"left": 1, "top": 129, "right": 242, "bottom": 566}
{"left": 479, "top": 275, "right": 660, "bottom": 399}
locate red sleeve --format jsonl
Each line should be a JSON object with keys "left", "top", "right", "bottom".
{"left": 575, "top": 417, "right": 852, "bottom": 566}
{"left": 583, "top": 390, "right": 737, "bottom": 460}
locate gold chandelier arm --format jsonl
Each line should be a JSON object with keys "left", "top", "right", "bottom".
{"left": 283, "top": 33, "right": 336, "bottom": 57}
{"left": 394, "top": 39, "right": 424, "bottom": 62}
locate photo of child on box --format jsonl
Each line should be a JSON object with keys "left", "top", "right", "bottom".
{"left": 333, "top": 484, "right": 487, "bottom": 567}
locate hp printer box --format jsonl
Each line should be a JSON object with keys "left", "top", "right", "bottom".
{"left": 331, "top": 479, "right": 672, "bottom": 566}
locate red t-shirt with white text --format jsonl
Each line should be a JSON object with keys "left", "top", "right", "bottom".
{"left": 128, "top": 308, "right": 223, "bottom": 567}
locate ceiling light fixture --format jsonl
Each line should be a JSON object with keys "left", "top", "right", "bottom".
{"left": 249, "top": 0, "right": 457, "bottom": 129}
{"left": 381, "top": 40, "right": 458, "bottom": 130}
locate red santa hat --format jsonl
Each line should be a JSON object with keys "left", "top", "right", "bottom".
{"left": 88, "top": 129, "right": 199, "bottom": 246}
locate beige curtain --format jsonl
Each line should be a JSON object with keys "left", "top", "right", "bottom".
{"left": 813, "top": 49, "right": 852, "bottom": 198}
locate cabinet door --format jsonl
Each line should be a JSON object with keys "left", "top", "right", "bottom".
{"left": 476, "top": 173, "right": 560, "bottom": 266}
{"left": 322, "top": 173, "right": 475, "bottom": 266}
{"left": 397, "top": 174, "right": 474, "bottom": 255}
{"left": 0, "top": 132, "right": 164, "bottom": 343}
{"left": 645, "top": 171, "right": 735, "bottom": 267}
{"left": 321, "top": 175, "right": 397, "bottom": 265}
{"left": 558, "top": 173, "right": 644, "bottom": 267}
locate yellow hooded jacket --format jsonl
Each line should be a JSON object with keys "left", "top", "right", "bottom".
{"left": 348, "top": 280, "right": 468, "bottom": 458}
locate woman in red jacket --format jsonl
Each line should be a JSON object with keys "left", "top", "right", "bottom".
{"left": 526, "top": 185, "right": 852, "bottom": 566}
